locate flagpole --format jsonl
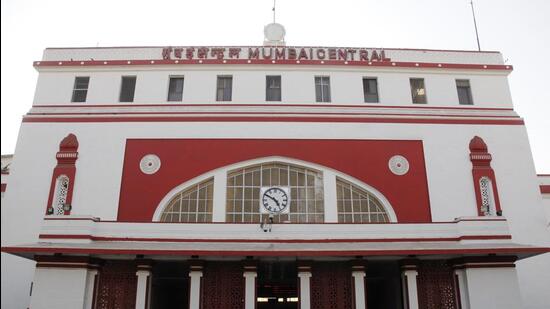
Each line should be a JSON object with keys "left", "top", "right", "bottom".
{"left": 273, "top": 0, "right": 276, "bottom": 23}
{"left": 470, "top": 0, "right": 481, "bottom": 51}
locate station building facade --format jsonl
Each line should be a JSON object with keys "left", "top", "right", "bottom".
{"left": 2, "top": 30, "right": 550, "bottom": 309}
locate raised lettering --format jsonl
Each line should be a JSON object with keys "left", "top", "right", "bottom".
{"left": 328, "top": 49, "right": 337, "bottom": 60}
{"left": 197, "top": 47, "right": 208, "bottom": 59}
{"left": 380, "top": 50, "right": 391, "bottom": 62}
{"left": 317, "top": 49, "right": 326, "bottom": 60}
{"left": 337, "top": 49, "right": 347, "bottom": 61}
{"left": 174, "top": 48, "right": 183, "bottom": 59}
{"left": 347, "top": 49, "right": 357, "bottom": 61}
{"left": 162, "top": 47, "right": 172, "bottom": 60}
{"left": 211, "top": 48, "right": 225, "bottom": 59}
{"left": 359, "top": 50, "right": 368, "bottom": 61}
{"left": 262, "top": 48, "right": 273, "bottom": 59}
{"left": 298, "top": 48, "right": 308, "bottom": 60}
{"left": 275, "top": 48, "right": 286, "bottom": 60}
{"left": 248, "top": 48, "right": 260, "bottom": 59}
{"left": 186, "top": 48, "right": 195, "bottom": 60}
{"left": 288, "top": 48, "right": 297, "bottom": 60}
{"left": 229, "top": 48, "right": 241, "bottom": 59}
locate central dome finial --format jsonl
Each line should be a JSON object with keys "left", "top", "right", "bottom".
{"left": 264, "top": 0, "right": 286, "bottom": 46}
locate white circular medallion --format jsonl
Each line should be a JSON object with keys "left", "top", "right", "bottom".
{"left": 388, "top": 155, "right": 409, "bottom": 176}
{"left": 140, "top": 154, "right": 161, "bottom": 174}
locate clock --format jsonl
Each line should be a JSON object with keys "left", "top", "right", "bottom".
{"left": 260, "top": 187, "right": 290, "bottom": 214}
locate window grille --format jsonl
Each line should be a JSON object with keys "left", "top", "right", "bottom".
{"left": 226, "top": 162, "right": 324, "bottom": 223}
{"left": 160, "top": 178, "right": 214, "bottom": 222}
{"left": 336, "top": 177, "right": 389, "bottom": 223}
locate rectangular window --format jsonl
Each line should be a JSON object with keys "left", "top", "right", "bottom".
{"left": 362, "top": 78, "right": 379, "bottom": 103}
{"left": 119, "top": 76, "right": 137, "bottom": 102}
{"left": 266, "top": 75, "right": 282, "bottom": 101}
{"left": 167, "top": 77, "right": 184, "bottom": 101}
{"left": 71, "top": 77, "right": 89, "bottom": 102}
{"left": 315, "top": 76, "right": 331, "bottom": 102}
{"left": 456, "top": 79, "right": 473, "bottom": 105}
{"left": 216, "top": 76, "right": 233, "bottom": 101}
{"left": 410, "top": 78, "right": 427, "bottom": 104}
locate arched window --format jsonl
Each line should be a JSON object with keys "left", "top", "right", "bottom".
{"left": 51, "top": 175, "right": 69, "bottom": 215}
{"left": 336, "top": 177, "right": 389, "bottom": 223}
{"left": 159, "top": 178, "right": 214, "bottom": 222}
{"left": 479, "top": 177, "right": 495, "bottom": 216}
{"left": 226, "top": 162, "right": 324, "bottom": 223}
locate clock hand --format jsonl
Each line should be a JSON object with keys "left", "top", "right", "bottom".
{"left": 265, "top": 194, "right": 280, "bottom": 207}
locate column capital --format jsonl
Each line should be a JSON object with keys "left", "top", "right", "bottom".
{"left": 189, "top": 259, "right": 205, "bottom": 272}
{"left": 298, "top": 271, "right": 312, "bottom": 278}
{"left": 399, "top": 258, "right": 420, "bottom": 272}
{"left": 135, "top": 258, "right": 154, "bottom": 272}
{"left": 297, "top": 260, "right": 313, "bottom": 273}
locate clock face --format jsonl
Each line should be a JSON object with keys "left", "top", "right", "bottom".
{"left": 261, "top": 187, "right": 290, "bottom": 214}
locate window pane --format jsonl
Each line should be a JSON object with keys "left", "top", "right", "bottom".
{"left": 120, "top": 76, "right": 137, "bottom": 102}
{"left": 266, "top": 76, "right": 281, "bottom": 101}
{"left": 71, "top": 77, "right": 89, "bottom": 102}
{"left": 167, "top": 77, "right": 184, "bottom": 101}
{"left": 159, "top": 178, "right": 214, "bottom": 223}
{"left": 226, "top": 162, "right": 324, "bottom": 223}
{"left": 315, "top": 76, "right": 330, "bottom": 102}
{"left": 336, "top": 177, "right": 390, "bottom": 223}
{"left": 217, "top": 76, "right": 232, "bottom": 101}
{"left": 456, "top": 79, "right": 473, "bottom": 105}
{"left": 363, "top": 78, "right": 379, "bottom": 103}
{"left": 410, "top": 78, "right": 427, "bottom": 104}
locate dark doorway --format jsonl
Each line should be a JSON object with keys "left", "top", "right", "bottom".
{"left": 366, "top": 261, "right": 403, "bottom": 309}
{"left": 257, "top": 261, "right": 298, "bottom": 309}
{"left": 150, "top": 262, "right": 189, "bottom": 309}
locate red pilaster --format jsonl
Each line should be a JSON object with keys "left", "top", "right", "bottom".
{"left": 45, "top": 134, "right": 79, "bottom": 215}
{"left": 469, "top": 136, "right": 502, "bottom": 216}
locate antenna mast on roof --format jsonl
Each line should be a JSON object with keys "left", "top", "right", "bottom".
{"left": 470, "top": 0, "right": 481, "bottom": 51}
{"left": 273, "top": 0, "right": 276, "bottom": 23}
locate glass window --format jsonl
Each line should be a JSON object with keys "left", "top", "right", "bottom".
{"left": 315, "top": 76, "right": 331, "bottom": 102}
{"left": 362, "top": 78, "right": 379, "bottom": 103}
{"left": 336, "top": 178, "right": 389, "bottom": 223}
{"left": 216, "top": 76, "right": 233, "bottom": 101}
{"left": 119, "top": 76, "right": 137, "bottom": 102}
{"left": 226, "top": 162, "right": 324, "bottom": 223}
{"left": 410, "top": 78, "right": 427, "bottom": 104}
{"left": 167, "top": 77, "right": 184, "bottom": 102}
{"left": 456, "top": 79, "right": 473, "bottom": 105}
{"left": 71, "top": 77, "right": 89, "bottom": 102}
{"left": 266, "top": 75, "right": 281, "bottom": 101}
{"left": 160, "top": 178, "right": 214, "bottom": 223}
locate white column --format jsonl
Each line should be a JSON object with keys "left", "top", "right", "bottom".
{"left": 401, "top": 269, "right": 419, "bottom": 309}
{"left": 189, "top": 269, "right": 203, "bottom": 309}
{"left": 323, "top": 171, "right": 338, "bottom": 222}
{"left": 464, "top": 265, "right": 521, "bottom": 309}
{"left": 243, "top": 271, "right": 257, "bottom": 309}
{"left": 298, "top": 271, "right": 312, "bottom": 309}
{"left": 83, "top": 269, "right": 98, "bottom": 309}
{"left": 352, "top": 270, "right": 367, "bottom": 309}
{"left": 135, "top": 268, "right": 152, "bottom": 309}
{"left": 454, "top": 269, "right": 470, "bottom": 309}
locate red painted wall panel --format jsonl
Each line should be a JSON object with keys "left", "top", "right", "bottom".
{"left": 117, "top": 139, "right": 431, "bottom": 222}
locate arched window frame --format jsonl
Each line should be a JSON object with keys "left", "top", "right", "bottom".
{"left": 152, "top": 156, "right": 397, "bottom": 223}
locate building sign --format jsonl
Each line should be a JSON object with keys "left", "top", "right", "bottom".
{"left": 162, "top": 46, "right": 391, "bottom": 62}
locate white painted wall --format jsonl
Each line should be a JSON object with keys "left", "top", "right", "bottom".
{"left": 464, "top": 267, "right": 522, "bottom": 309}
{"left": 32, "top": 65, "right": 513, "bottom": 108}
{"left": 29, "top": 267, "right": 91, "bottom": 309}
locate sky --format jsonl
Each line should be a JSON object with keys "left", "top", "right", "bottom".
{"left": 1, "top": 0, "right": 549, "bottom": 172}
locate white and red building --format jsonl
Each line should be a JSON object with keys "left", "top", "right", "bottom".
{"left": 2, "top": 25, "right": 550, "bottom": 309}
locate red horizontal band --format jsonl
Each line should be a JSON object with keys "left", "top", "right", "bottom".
{"left": 33, "top": 59, "right": 513, "bottom": 71}
{"left": 37, "top": 234, "right": 512, "bottom": 243}
{"left": 540, "top": 185, "right": 550, "bottom": 194}
{"left": 3, "top": 246, "right": 548, "bottom": 257}
{"left": 22, "top": 116, "right": 525, "bottom": 125}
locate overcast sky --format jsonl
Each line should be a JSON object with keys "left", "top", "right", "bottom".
{"left": 1, "top": 0, "right": 549, "bottom": 172}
